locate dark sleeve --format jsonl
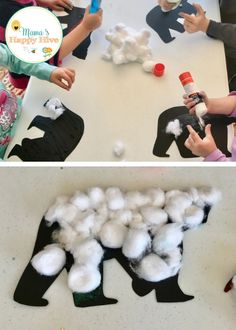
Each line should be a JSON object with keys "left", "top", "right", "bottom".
{"left": 207, "top": 20, "right": 236, "bottom": 49}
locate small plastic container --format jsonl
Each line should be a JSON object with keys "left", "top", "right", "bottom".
{"left": 153, "top": 63, "right": 165, "bottom": 77}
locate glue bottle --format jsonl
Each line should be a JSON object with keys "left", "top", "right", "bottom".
{"left": 179, "top": 72, "right": 207, "bottom": 126}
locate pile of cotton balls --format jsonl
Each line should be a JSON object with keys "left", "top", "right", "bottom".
{"left": 31, "top": 186, "right": 221, "bottom": 293}
{"left": 102, "top": 23, "right": 156, "bottom": 73}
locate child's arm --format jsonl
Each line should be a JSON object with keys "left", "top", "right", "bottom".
{"left": 0, "top": 43, "right": 75, "bottom": 90}
{"left": 36, "top": 0, "right": 73, "bottom": 11}
{"left": 59, "top": 6, "right": 103, "bottom": 60}
{"left": 183, "top": 91, "right": 236, "bottom": 116}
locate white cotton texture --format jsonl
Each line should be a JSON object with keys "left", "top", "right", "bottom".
{"left": 152, "top": 223, "right": 184, "bottom": 254}
{"left": 71, "top": 238, "right": 104, "bottom": 266}
{"left": 141, "top": 206, "right": 168, "bottom": 227}
{"left": 102, "top": 23, "right": 155, "bottom": 72}
{"left": 68, "top": 264, "right": 101, "bottom": 293}
{"left": 99, "top": 221, "right": 128, "bottom": 248}
{"left": 31, "top": 244, "right": 66, "bottom": 276}
{"left": 145, "top": 188, "right": 165, "bottom": 208}
{"left": 166, "top": 119, "right": 183, "bottom": 138}
{"left": 142, "top": 60, "right": 156, "bottom": 73}
{"left": 184, "top": 205, "right": 205, "bottom": 229}
{"left": 113, "top": 141, "right": 125, "bottom": 158}
{"left": 196, "top": 187, "right": 222, "bottom": 206}
{"left": 122, "top": 229, "right": 151, "bottom": 259}
{"left": 70, "top": 191, "right": 90, "bottom": 211}
{"left": 110, "top": 209, "right": 133, "bottom": 226}
{"left": 165, "top": 191, "right": 193, "bottom": 223}
{"left": 162, "top": 248, "right": 182, "bottom": 276}
{"left": 45, "top": 202, "right": 78, "bottom": 226}
{"left": 44, "top": 98, "right": 65, "bottom": 120}
{"left": 53, "top": 226, "right": 77, "bottom": 251}
{"left": 72, "top": 210, "right": 95, "bottom": 236}
{"left": 125, "top": 191, "right": 150, "bottom": 210}
{"left": 136, "top": 253, "right": 171, "bottom": 282}
{"left": 106, "top": 187, "right": 125, "bottom": 210}
{"left": 87, "top": 187, "right": 105, "bottom": 208}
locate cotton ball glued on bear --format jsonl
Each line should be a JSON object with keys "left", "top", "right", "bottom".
{"left": 99, "top": 221, "right": 128, "bottom": 248}
{"left": 31, "top": 244, "right": 66, "bottom": 276}
{"left": 152, "top": 223, "right": 184, "bottom": 254}
{"left": 102, "top": 23, "right": 156, "bottom": 73}
{"left": 122, "top": 228, "right": 151, "bottom": 259}
{"left": 71, "top": 238, "right": 104, "bottom": 267}
{"left": 68, "top": 264, "right": 101, "bottom": 293}
{"left": 136, "top": 253, "right": 171, "bottom": 282}
{"left": 44, "top": 98, "right": 65, "bottom": 120}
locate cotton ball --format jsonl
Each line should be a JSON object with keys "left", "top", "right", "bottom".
{"left": 87, "top": 187, "right": 105, "bottom": 208}
{"left": 197, "top": 187, "right": 221, "bottom": 206}
{"left": 122, "top": 229, "right": 151, "bottom": 259}
{"left": 44, "top": 195, "right": 70, "bottom": 224}
{"left": 52, "top": 226, "right": 77, "bottom": 251}
{"left": 70, "top": 191, "right": 90, "bottom": 211}
{"left": 141, "top": 206, "right": 168, "bottom": 227}
{"left": 136, "top": 253, "right": 171, "bottom": 282}
{"left": 165, "top": 191, "right": 193, "bottom": 223}
{"left": 166, "top": 119, "right": 183, "bottom": 138}
{"left": 142, "top": 60, "right": 155, "bottom": 73}
{"left": 106, "top": 187, "right": 125, "bottom": 210}
{"left": 90, "top": 213, "right": 108, "bottom": 237}
{"left": 71, "top": 238, "right": 104, "bottom": 266}
{"left": 129, "top": 212, "right": 148, "bottom": 230}
{"left": 45, "top": 202, "right": 78, "bottom": 226}
{"left": 152, "top": 223, "right": 184, "bottom": 254}
{"left": 73, "top": 210, "right": 95, "bottom": 236}
{"left": 145, "top": 188, "right": 165, "bottom": 208}
{"left": 184, "top": 205, "right": 204, "bottom": 229}
{"left": 110, "top": 209, "right": 133, "bottom": 225}
{"left": 31, "top": 244, "right": 66, "bottom": 276}
{"left": 44, "top": 98, "right": 65, "bottom": 120}
{"left": 68, "top": 264, "right": 101, "bottom": 293}
{"left": 125, "top": 191, "right": 150, "bottom": 210}
{"left": 113, "top": 141, "right": 125, "bottom": 158}
{"left": 161, "top": 248, "right": 182, "bottom": 276}
{"left": 99, "top": 221, "right": 128, "bottom": 248}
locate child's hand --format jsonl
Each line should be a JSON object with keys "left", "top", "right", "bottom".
{"left": 183, "top": 90, "right": 209, "bottom": 115}
{"left": 50, "top": 67, "right": 75, "bottom": 90}
{"left": 179, "top": 3, "right": 209, "bottom": 33}
{"left": 184, "top": 124, "right": 217, "bottom": 157}
{"left": 82, "top": 6, "right": 103, "bottom": 32}
{"left": 37, "top": 0, "right": 73, "bottom": 11}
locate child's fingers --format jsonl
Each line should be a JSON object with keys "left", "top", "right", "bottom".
{"left": 186, "top": 125, "right": 201, "bottom": 142}
{"left": 55, "top": 79, "right": 70, "bottom": 90}
{"left": 60, "top": 72, "right": 73, "bottom": 89}
{"left": 64, "top": 68, "right": 76, "bottom": 83}
{"left": 62, "top": 0, "right": 73, "bottom": 10}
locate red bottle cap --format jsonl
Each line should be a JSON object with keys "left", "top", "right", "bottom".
{"left": 179, "top": 72, "right": 193, "bottom": 86}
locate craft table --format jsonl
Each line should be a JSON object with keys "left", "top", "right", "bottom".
{"left": 1, "top": 167, "right": 236, "bottom": 329}
{"left": 6, "top": 0, "right": 231, "bottom": 161}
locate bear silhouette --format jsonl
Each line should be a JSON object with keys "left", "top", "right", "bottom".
{"left": 146, "top": 0, "right": 196, "bottom": 43}
{"left": 8, "top": 103, "right": 84, "bottom": 161}
{"left": 153, "top": 106, "right": 235, "bottom": 158}
{"left": 14, "top": 204, "right": 212, "bottom": 307}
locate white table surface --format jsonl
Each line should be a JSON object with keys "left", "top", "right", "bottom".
{"left": 0, "top": 166, "right": 236, "bottom": 329}
{"left": 6, "top": 0, "right": 230, "bottom": 162}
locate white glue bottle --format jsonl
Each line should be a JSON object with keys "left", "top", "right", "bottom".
{"left": 179, "top": 71, "right": 207, "bottom": 127}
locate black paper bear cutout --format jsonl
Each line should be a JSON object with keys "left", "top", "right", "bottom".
{"left": 8, "top": 103, "right": 84, "bottom": 161}
{"left": 58, "top": 7, "right": 92, "bottom": 60}
{"left": 146, "top": 0, "right": 196, "bottom": 43}
{"left": 14, "top": 205, "right": 211, "bottom": 307}
{"left": 153, "top": 106, "right": 235, "bottom": 158}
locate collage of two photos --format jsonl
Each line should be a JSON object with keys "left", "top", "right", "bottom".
{"left": 0, "top": 0, "right": 236, "bottom": 329}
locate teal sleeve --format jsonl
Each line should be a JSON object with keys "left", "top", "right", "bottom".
{"left": 0, "top": 43, "right": 57, "bottom": 81}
